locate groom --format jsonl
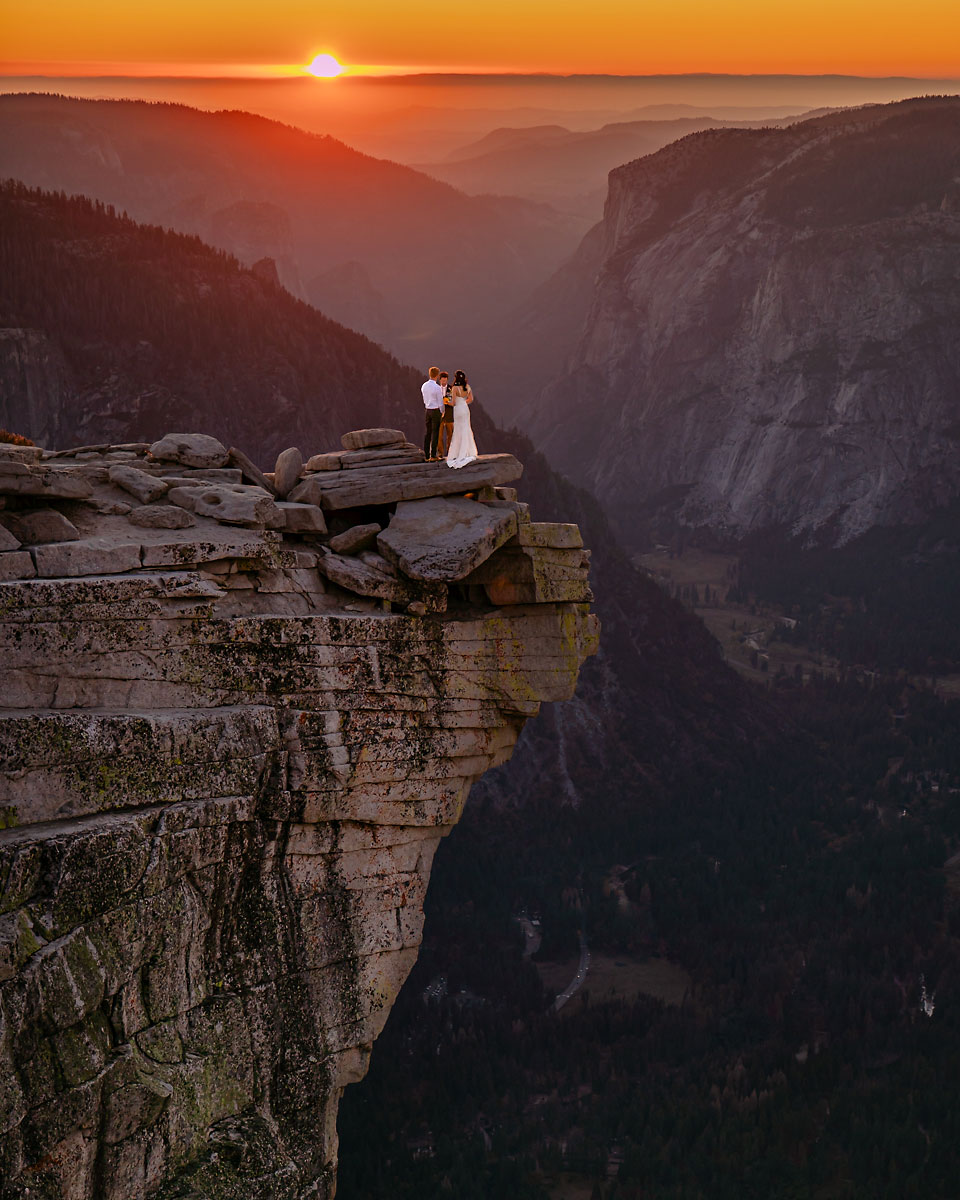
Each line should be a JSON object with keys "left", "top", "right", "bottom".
{"left": 421, "top": 366, "right": 445, "bottom": 461}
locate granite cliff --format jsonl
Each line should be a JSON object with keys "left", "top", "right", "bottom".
{"left": 529, "top": 96, "right": 960, "bottom": 546}
{"left": 0, "top": 430, "right": 597, "bottom": 1199}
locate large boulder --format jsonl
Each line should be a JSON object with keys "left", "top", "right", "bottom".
{"left": 377, "top": 497, "right": 518, "bottom": 582}
{"left": 463, "top": 541, "right": 592, "bottom": 605}
{"left": 276, "top": 502, "right": 327, "bottom": 533}
{"left": 273, "top": 447, "right": 303, "bottom": 498}
{"left": 3, "top": 509, "right": 79, "bottom": 545}
{"left": 328, "top": 523, "right": 381, "bottom": 556}
{"left": 0, "top": 524, "right": 21, "bottom": 552}
{"left": 167, "top": 485, "right": 284, "bottom": 528}
{"left": 149, "top": 433, "right": 229, "bottom": 470}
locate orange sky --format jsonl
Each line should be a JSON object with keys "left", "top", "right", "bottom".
{"left": 2, "top": 0, "right": 958, "bottom": 77}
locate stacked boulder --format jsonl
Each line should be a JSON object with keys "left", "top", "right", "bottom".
{"left": 0, "top": 428, "right": 591, "bottom": 615}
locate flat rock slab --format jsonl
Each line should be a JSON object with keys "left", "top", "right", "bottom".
{"left": 126, "top": 505, "right": 196, "bottom": 529}
{"left": 289, "top": 454, "right": 522, "bottom": 511}
{"left": 378, "top": 497, "right": 518, "bottom": 582}
{"left": 108, "top": 464, "right": 169, "bottom": 503}
{"left": 149, "top": 433, "right": 229, "bottom": 469}
{"left": 341, "top": 428, "right": 406, "bottom": 451}
{"left": 228, "top": 446, "right": 277, "bottom": 495}
{"left": 141, "top": 467, "right": 242, "bottom": 483}
{"left": 305, "top": 452, "right": 344, "bottom": 472}
{"left": 34, "top": 537, "right": 142, "bottom": 578}
{"left": 160, "top": 472, "right": 243, "bottom": 488}
{"left": 0, "top": 466, "right": 92, "bottom": 499}
{"left": 0, "top": 445, "right": 43, "bottom": 464}
{"left": 139, "top": 532, "right": 283, "bottom": 568}
{"left": 340, "top": 445, "right": 424, "bottom": 470}
{"left": 0, "top": 551, "right": 35, "bottom": 580}
{"left": 0, "top": 525, "right": 20, "bottom": 552}
{"left": 316, "top": 550, "right": 447, "bottom": 612}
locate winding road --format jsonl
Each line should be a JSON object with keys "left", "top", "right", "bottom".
{"left": 553, "top": 930, "right": 590, "bottom": 1012}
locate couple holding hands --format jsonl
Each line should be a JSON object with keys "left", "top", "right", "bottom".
{"left": 421, "top": 366, "right": 478, "bottom": 469}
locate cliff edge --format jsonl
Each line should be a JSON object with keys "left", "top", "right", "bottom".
{"left": 0, "top": 429, "right": 598, "bottom": 1199}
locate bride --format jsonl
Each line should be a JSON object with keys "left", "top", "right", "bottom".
{"left": 445, "top": 369, "right": 478, "bottom": 468}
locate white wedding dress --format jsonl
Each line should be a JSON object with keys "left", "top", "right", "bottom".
{"left": 445, "top": 391, "right": 478, "bottom": 468}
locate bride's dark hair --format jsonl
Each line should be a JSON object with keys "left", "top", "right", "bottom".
{"left": 454, "top": 370, "right": 468, "bottom": 386}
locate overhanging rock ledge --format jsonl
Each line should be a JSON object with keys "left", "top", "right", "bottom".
{"left": 0, "top": 430, "right": 598, "bottom": 1200}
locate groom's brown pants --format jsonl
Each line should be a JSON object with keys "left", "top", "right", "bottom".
{"left": 424, "top": 408, "right": 442, "bottom": 459}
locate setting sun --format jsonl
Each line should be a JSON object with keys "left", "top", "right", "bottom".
{"left": 307, "top": 53, "right": 343, "bottom": 77}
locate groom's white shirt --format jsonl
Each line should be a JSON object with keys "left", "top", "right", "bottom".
{"left": 422, "top": 379, "right": 445, "bottom": 410}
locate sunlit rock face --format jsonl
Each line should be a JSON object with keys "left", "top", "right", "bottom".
{"left": 533, "top": 96, "right": 960, "bottom": 546}
{"left": 0, "top": 432, "right": 597, "bottom": 1200}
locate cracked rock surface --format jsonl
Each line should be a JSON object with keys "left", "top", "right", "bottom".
{"left": 0, "top": 429, "right": 598, "bottom": 1200}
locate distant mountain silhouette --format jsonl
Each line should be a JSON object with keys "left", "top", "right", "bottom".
{"left": 511, "top": 95, "right": 960, "bottom": 547}
{"left": 414, "top": 113, "right": 824, "bottom": 219}
{"left": 0, "top": 93, "right": 583, "bottom": 361}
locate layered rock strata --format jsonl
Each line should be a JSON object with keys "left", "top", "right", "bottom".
{"left": 0, "top": 431, "right": 598, "bottom": 1200}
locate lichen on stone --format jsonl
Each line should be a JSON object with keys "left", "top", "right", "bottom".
{"left": 0, "top": 432, "right": 598, "bottom": 1199}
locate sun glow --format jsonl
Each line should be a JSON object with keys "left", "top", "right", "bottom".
{"left": 306, "top": 53, "right": 343, "bottom": 78}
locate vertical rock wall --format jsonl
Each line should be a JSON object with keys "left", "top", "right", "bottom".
{"left": 0, "top": 438, "right": 597, "bottom": 1200}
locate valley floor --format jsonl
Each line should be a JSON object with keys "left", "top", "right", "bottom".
{"left": 638, "top": 546, "right": 960, "bottom": 698}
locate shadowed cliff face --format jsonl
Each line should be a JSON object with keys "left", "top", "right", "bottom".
{"left": 0, "top": 436, "right": 597, "bottom": 1199}
{"left": 530, "top": 96, "right": 960, "bottom": 547}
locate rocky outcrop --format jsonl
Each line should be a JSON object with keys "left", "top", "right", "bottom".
{"left": 0, "top": 431, "right": 597, "bottom": 1200}
{"left": 531, "top": 96, "right": 960, "bottom": 546}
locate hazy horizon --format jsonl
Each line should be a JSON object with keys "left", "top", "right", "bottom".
{"left": 4, "top": 71, "right": 957, "bottom": 160}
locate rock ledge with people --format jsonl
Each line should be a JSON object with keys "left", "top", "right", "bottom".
{"left": 0, "top": 427, "right": 597, "bottom": 1200}
{"left": 0, "top": 427, "right": 593, "bottom": 609}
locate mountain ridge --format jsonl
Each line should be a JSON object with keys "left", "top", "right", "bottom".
{"left": 521, "top": 94, "right": 960, "bottom": 547}
{"left": 0, "top": 92, "right": 583, "bottom": 358}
